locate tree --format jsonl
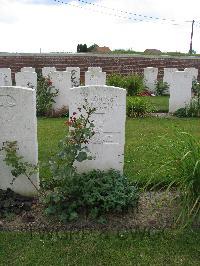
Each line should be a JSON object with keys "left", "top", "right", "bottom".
{"left": 82, "top": 44, "right": 88, "bottom": 52}
{"left": 77, "top": 43, "right": 88, "bottom": 53}
{"left": 87, "top": 44, "right": 98, "bottom": 52}
{"left": 77, "top": 44, "right": 80, "bottom": 53}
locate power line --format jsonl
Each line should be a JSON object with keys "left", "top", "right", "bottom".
{"left": 76, "top": 0, "right": 183, "bottom": 23}
{"left": 53, "top": 0, "right": 196, "bottom": 26}
{"left": 53, "top": 0, "right": 145, "bottom": 23}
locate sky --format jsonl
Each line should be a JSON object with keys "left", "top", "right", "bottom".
{"left": 0, "top": 0, "right": 200, "bottom": 53}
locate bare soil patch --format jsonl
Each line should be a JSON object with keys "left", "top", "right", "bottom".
{"left": 1, "top": 190, "right": 185, "bottom": 232}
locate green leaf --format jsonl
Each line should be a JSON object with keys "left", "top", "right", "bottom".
{"left": 68, "top": 211, "right": 78, "bottom": 221}
{"left": 45, "top": 206, "right": 56, "bottom": 215}
{"left": 76, "top": 152, "right": 88, "bottom": 162}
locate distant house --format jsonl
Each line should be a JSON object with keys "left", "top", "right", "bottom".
{"left": 91, "top": 45, "right": 111, "bottom": 53}
{"left": 144, "top": 49, "right": 162, "bottom": 55}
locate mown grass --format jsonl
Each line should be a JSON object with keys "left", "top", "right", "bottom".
{"left": 38, "top": 116, "right": 200, "bottom": 185}
{"left": 127, "top": 96, "right": 169, "bottom": 113}
{"left": 125, "top": 117, "right": 200, "bottom": 185}
{"left": 148, "top": 95, "right": 169, "bottom": 112}
{"left": 127, "top": 95, "right": 169, "bottom": 113}
{"left": 2, "top": 106, "right": 200, "bottom": 265}
{"left": 0, "top": 230, "right": 199, "bottom": 265}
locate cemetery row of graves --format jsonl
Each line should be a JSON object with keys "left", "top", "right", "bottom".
{"left": 0, "top": 65, "right": 199, "bottom": 231}
{"left": 0, "top": 66, "right": 199, "bottom": 114}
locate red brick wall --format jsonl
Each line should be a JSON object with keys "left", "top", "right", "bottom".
{"left": 0, "top": 53, "right": 200, "bottom": 81}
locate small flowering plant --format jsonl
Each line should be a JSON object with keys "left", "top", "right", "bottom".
{"left": 1, "top": 141, "right": 40, "bottom": 194}
{"left": 36, "top": 75, "right": 58, "bottom": 116}
{"left": 47, "top": 99, "right": 96, "bottom": 186}
{"left": 64, "top": 101, "right": 96, "bottom": 164}
{"left": 43, "top": 100, "right": 97, "bottom": 220}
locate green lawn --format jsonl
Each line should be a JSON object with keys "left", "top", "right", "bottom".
{"left": 127, "top": 96, "right": 169, "bottom": 113}
{"left": 38, "top": 117, "right": 200, "bottom": 185}
{"left": 148, "top": 95, "right": 169, "bottom": 112}
{"left": 125, "top": 117, "right": 200, "bottom": 185}
{"left": 0, "top": 230, "right": 199, "bottom": 265}
{"left": 1, "top": 115, "right": 200, "bottom": 265}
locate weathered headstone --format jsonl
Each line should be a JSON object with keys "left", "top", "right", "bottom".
{"left": 69, "top": 85, "right": 126, "bottom": 173}
{"left": 49, "top": 71, "right": 72, "bottom": 110}
{"left": 169, "top": 71, "right": 193, "bottom": 112}
{"left": 0, "top": 74, "right": 4, "bottom": 86}
{"left": 66, "top": 67, "right": 80, "bottom": 87}
{"left": 21, "top": 67, "right": 35, "bottom": 72}
{"left": 184, "top": 68, "right": 198, "bottom": 81}
{"left": 0, "top": 68, "right": 12, "bottom": 86}
{"left": 163, "top": 68, "right": 178, "bottom": 94}
{"left": 144, "top": 67, "right": 158, "bottom": 92}
{"left": 85, "top": 69, "right": 106, "bottom": 85}
{"left": 0, "top": 86, "right": 39, "bottom": 196}
{"left": 42, "top": 67, "right": 56, "bottom": 78}
{"left": 15, "top": 71, "right": 37, "bottom": 90}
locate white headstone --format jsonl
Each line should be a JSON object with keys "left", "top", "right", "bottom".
{"left": 0, "top": 86, "right": 39, "bottom": 196}
{"left": 21, "top": 67, "right": 35, "bottom": 72}
{"left": 0, "top": 74, "right": 4, "bottom": 86}
{"left": 66, "top": 67, "right": 80, "bottom": 87}
{"left": 184, "top": 68, "right": 198, "bottom": 81}
{"left": 69, "top": 85, "right": 126, "bottom": 174}
{"left": 144, "top": 67, "right": 158, "bottom": 92}
{"left": 15, "top": 71, "right": 37, "bottom": 90}
{"left": 169, "top": 71, "right": 193, "bottom": 113}
{"left": 85, "top": 71, "right": 106, "bottom": 86}
{"left": 0, "top": 68, "right": 12, "bottom": 86}
{"left": 49, "top": 71, "right": 72, "bottom": 110}
{"left": 42, "top": 67, "right": 56, "bottom": 78}
{"left": 163, "top": 68, "right": 178, "bottom": 94}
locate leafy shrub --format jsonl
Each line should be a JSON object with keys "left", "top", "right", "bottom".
{"left": 36, "top": 74, "right": 58, "bottom": 116}
{"left": 125, "top": 74, "right": 145, "bottom": 96}
{"left": 44, "top": 170, "right": 139, "bottom": 222}
{"left": 174, "top": 97, "right": 200, "bottom": 118}
{"left": 107, "top": 73, "right": 124, "bottom": 88}
{"left": 155, "top": 80, "right": 169, "bottom": 96}
{"left": 174, "top": 107, "right": 188, "bottom": 118}
{"left": 107, "top": 74, "right": 144, "bottom": 96}
{"left": 175, "top": 81, "right": 200, "bottom": 118}
{"left": 127, "top": 97, "right": 156, "bottom": 117}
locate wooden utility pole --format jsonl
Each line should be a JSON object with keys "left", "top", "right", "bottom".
{"left": 189, "top": 20, "right": 195, "bottom": 55}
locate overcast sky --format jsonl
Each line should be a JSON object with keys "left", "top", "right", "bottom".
{"left": 0, "top": 0, "right": 200, "bottom": 53}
